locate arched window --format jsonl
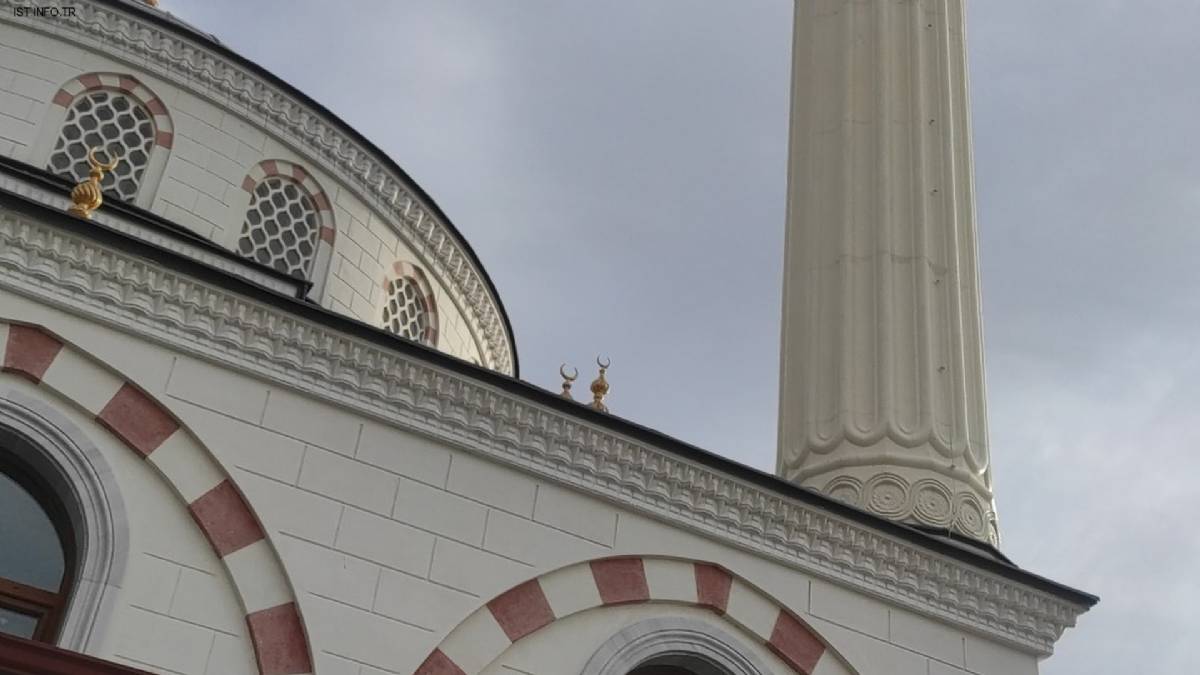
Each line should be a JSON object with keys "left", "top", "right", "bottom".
{"left": 0, "top": 393, "right": 128, "bottom": 652}
{"left": 36, "top": 73, "right": 173, "bottom": 209}
{"left": 0, "top": 453, "right": 73, "bottom": 642}
{"left": 47, "top": 90, "right": 154, "bottom": 201}
{"left": 235, "top": 160, "right": 334, "bottom": 284}
{"left": 383, "top": 277, "right": 431, "bottom": 341}
{"left": 238, "top": 176, "right": 321, "bottom": 277}
{"left": 382, "top": 262, "right": 439, "bottom": 346}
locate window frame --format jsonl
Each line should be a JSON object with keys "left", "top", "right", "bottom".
{"left": 231, "top": 160, "right": 336, "bottom": 299}
{"left": 236, "top": 174, "right": 324, "bottom": 279}
{"left": 29, "top": 73, "right": 174, "bottom": 211}
{"left": 0, "top": 452, "right": 76, "bottom": 643}
{"left": 383, "top": 276, "right": 433, "bottom": 343}
{"left": 382, "top": 261, "right": 440, "bottom": 347}
{"left": 580, "top": 616, "right": 771, "bottom": 675}
{"left": 0, "top": 389, "right": 129, "bottom": 652}
{"left": 44, "top": 90, "right": 158, "bottom": 204}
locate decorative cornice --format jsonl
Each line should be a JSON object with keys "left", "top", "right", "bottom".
{"left": 0, "top": 0, "right": 515, "bottom": 374}
{"left": 0, "top": 172, "right": 303, "bottom": 297}
{"left": 0, "top": 206, "right": 1090, "bottom": 656}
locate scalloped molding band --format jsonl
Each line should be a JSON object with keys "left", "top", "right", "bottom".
{"left": 0, "top": 205, "right": 1086, "bottom": 656}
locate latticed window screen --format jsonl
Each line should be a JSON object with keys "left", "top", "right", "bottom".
{"left": 383, "top": 277, "right": 431, "bottom": 342}
{"left": 46, "top": 90, "right": 155, "bottom": 201}
{"left": 237, "top": 176, "right": 321, "bottom": 278}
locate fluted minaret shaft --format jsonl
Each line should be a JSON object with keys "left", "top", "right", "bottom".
{"left": 778, "top": 0, "right": 997, "bottom": 544}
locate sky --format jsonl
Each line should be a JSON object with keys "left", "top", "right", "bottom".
{"left": 169, "top": 2, "right": 1200, "bottom": 672}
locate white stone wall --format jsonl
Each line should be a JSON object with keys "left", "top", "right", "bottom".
{"left": 0, "top": 291, "right": 1041, "bottom": 675}
{"left": 0, "top": 377, "right": 257, "bottom": 675}
{"left": 0, "top": 21, "right": 484, "bottom": 366}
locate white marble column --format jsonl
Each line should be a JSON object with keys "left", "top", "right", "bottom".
{"left": 778, "top": 0, "right": 997, "bottom": 544}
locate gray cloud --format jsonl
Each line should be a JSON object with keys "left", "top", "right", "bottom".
{"left": 171, "top": 2, "right": 1189, "bottom": 671}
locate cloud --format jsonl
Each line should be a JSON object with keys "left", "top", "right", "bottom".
{"left": 171, "top": 1, "right": 1195, "bottom": 671}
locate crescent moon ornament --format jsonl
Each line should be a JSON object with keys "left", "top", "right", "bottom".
{"left": 87, "top": 146, "right": 119, "bottom": 172}
{"left": 559, "top": 363, "right": 578, "bottom": 400}
{"left": 596, "top": 356, "right": 611, "bottom": 370}
{"left": 68, "top": 146, "right": 120, "bottom": 219}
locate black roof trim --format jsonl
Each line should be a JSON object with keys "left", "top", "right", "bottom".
{"left": 94, "top": 0, "right": 520, "bottom": 375}
{"left": 0, "top": 156, "right": 310, "bottom": 295}
{"left": 0, "top": 169, "right": 1096, "bottom": 609}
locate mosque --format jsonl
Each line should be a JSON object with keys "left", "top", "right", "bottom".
{"left": 0, "top": 1, "right": 1095, "bottom": 674}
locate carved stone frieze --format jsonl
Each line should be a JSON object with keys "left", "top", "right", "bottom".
{"left": 0, "top": 207, "right": 1089, "bottom": 655}
{"left": 0, "top": 0, "right": 514, "bottom": 374}
{"left": 0, "top": 173, "right": 302, "bottom": 296}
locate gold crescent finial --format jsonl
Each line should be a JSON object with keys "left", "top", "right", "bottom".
{"left": 588, "top": 356, "right": 610, "bottom": 413}
{"left": 68, "top": 146, "right": 119, "bottom": 220}
{"left": 559, "top": 364, "right": 578, "bottom": 400}
{"left": 87, "top": 146, "right": 118, "bottom": 172}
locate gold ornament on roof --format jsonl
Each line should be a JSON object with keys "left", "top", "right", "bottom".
{"left": 588, "top": 356, "right": 610, "bottom": 413}
{"left": 68, "top": 147, "right": 118, "bottom": 220}
{"left": 559, "top": 364, "right": 578, "bottom": 400}
{"left": 144, "top": 0, "right": 160, "bottom": 7}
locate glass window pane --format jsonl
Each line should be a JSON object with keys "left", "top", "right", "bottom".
{"left": 0, "top": 606, "right": 38, "bottom": 639}
{"left": 0, "top": 470, "right": 65, "bottom": 591}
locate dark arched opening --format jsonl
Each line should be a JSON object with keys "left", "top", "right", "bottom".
{"left": 628, "top": 654, "right": 729, "bottom": 675}
{"left": 0, "top": 437, "right": 75, "bottom": 642}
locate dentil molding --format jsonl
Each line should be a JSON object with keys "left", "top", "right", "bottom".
{"left": 0, "top": 206, "right": 1088, "bottom": 656}
{"left": 0, "top": 0, "right": 514, "bottom": 374}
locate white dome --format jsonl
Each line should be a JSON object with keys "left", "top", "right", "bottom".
{"left": 0, "top": 0, "right": 517, "bottom": 374}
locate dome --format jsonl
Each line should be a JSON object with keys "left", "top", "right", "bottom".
{"left": 0, "top": 0, "right": 517, "bottom": 375}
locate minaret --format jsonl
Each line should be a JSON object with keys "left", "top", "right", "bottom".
{"left": 778, "top": 0, "right": 997, "bottom": 545}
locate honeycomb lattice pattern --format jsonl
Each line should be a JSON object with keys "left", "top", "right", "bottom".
{"left": 237, "top": 176, "right": 320, "bottom": 278}
{"left": 383, "top": 277, "right": 431, "bottom": 343}
{"left": 47, "top": 90, "right": 155, "bottom": 201}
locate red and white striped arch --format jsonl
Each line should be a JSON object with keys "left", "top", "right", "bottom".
{"left": 51, "top": 73, "right": 174, "bottom": 149}
{"left": 0, "top": 322, "right": 313, "bottom": 675}
{"left": 241, "top": 159, "right": 335, "bottom": 289}
{"left": 414, "top": 556, "right": 856, "bottom": 675}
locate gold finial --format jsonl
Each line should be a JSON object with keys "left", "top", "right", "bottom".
{"left": 559, "top": 364, "right": 578, "bottom": 400}
{"left": 588, "top": 356, "right": 610, "bottom": 412}
{"left": 144, "top": 0, "right": 160, "bottom": 7}
{"left": 68, "top": 147, "right": 118, "bottom": 219}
